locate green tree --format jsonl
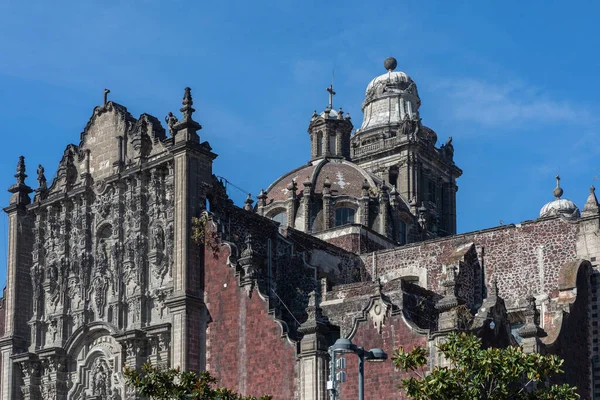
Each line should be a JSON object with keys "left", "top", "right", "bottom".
{"left": 392, "top": 332, "right": 579, "bottom": 400}
{"left": 123, "top": 363, "right": 272, "bottom": 400}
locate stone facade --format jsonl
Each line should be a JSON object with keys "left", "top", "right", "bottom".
{"left": 0, "top": 58, "right": 598, "bottom": 400}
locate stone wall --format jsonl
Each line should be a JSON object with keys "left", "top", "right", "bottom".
{"left": 368, "top": 217, "right": 580, "bottom": 310}
{"left": 336, "top": 316, "right": 427, "bottom": 400}
{"left": 204, "top": 243, "right": 297, "bottom": 399}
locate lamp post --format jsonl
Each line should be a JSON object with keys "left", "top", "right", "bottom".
{"left": 330, "top": 338, "right": 388, "bottom": 400}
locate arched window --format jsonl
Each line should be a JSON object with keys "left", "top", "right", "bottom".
{"left": 399, "top": 220, "right": 407, "bottom": 245}
{"left": 334, "top": 208, "right": 355, "bottom": 227}
{"left": 316, "top": 132, "right": 323, "bottom": 157}
{"left": 272, "top": 212, "right": 287, "bottom": 227}
{"left": 328, "top": 134, "right": 336, "bottom": 155}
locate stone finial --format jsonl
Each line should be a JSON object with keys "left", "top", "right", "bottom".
{"left": 298, "top": 290, "right": 328, "bottom": 335}
{"left": 302, "top": 176, "right": 312, "bottom": 195}
{"left": 553, "top": 175, "right": 563, "bottom": 199}
{"left": 239, "top": 234, "right": 262, "bottom": 295}
{"left": 384, "top": 57, "right": 398, "bottom": 72}
{"left": 311, "top": 110, "right": 318, "bottom": 120}
{"left": 436, "top": 265, "right": 460, "bottom": 312}
{"left": 518, "top": 294, "right": 541, "bottom": 338}
{"left": 379, "top": 181, "right": 389, "bottom": 202}
{"left": 287, "top": 180, "right": 297, "bottom": 199}
{"left": 15, "top": 156, "right": 26, "bottom": 186}
{"left": 103, "top": 88, "right": 110, "bottom": 105}
{"left": 181, "top": 87, "right": 194, "bottom": 120}
{"left": 344, "top": 112, "right": 351, "bottom": 121}
{"left": 337, "top": 107, "right": 344, "bottom": 120}
{"left": 257, "top": 188, "right": 268, "bottom": 207}
{"left": 582, "top": 185, "right": 599, "bottom": 217}
{"left": 172, "top": 87, "right": 202, "bottom": 138}
{"left": 362, "top": 179, "right": 370, "bottom": 197}
{"left": 241, "top": 234, "right": 254, "bottom": 259}
{"left": 243, "top": 193, "right": 254, "bottom": 211}
{"left": 8, "top": 156, "right": 33, "bottom": 206}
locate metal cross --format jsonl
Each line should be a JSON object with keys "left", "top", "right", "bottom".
{"left": 326, "top": 84, "right": 336, "bottom": 110}
{"left": 104, "top": 88, "right": 110, "bottom": 105}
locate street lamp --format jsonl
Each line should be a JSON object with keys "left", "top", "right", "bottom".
{"left": 330, "top": 338, "right": 388, "bottom": 400}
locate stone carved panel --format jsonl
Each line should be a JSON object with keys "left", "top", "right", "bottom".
{"left": 26, "top": 159, "right": 175, "bottom": 398}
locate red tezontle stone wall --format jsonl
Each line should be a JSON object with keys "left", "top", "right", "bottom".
{"left": 337, "top": 317, "right": 426, "bottom": 400}
{"left": 204, "top": 245, "right": 297, "bottom": 399}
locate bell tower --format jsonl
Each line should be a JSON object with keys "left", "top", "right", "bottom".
{"left": 350, "top": 57, "right": 462, "bottom": 236}
{"left": 307, "top": 84, "right": 353, "bottom": 160}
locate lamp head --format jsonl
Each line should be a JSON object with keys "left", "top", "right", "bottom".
{"left": 331, "top": 338, "right": 357, "bottom": 354}
{"left": 366, "top": 348, "right": 388, "bottom": 362}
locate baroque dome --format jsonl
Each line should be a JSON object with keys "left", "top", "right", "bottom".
{"left": 358, "top": 57, "right": 421, "bottom": 134}
{"left": 365, "top": 70, "right": 414, "bottom": 96}
{"left": 539, "top": 176, "right": 580, "bottom": 220}
{"left": 266, "top": 158, "right": 382, "bottom": 203}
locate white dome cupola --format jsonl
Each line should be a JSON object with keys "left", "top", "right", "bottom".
{"left": 358, "top": 57, "right": 421, "bottom": 134}
{"left": 539, "top": 175, "right": 580, "bottom": 220}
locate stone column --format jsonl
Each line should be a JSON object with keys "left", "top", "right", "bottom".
{"left": 298, "top": 292, "right": 331, "bottom": 400}
{"left": 322, "top": 178, "right": 332, "bottom": 230}
{"left": 168, "top": 87, "right": 216, "bottom": 372}
{"left": 1, "top": 157, "right": 34, "bottom": 400}
{"left": 378, "top": 183, "right": 389, "bottom": 236}
{"left": 359, "top": 180, "right": 370, "bottom": 227}
{"left": 286, "top": 180, "right": 297, "bottom": 229}
{"left": 301, "top": 177, "right": 312, "bottom": 232}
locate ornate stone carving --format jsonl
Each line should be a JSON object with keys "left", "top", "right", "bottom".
{"left": 368, "top": 297, "right": 390, "bottom": 334}
{"left": 92, "top": 360, "right": 110, "bottom": 397}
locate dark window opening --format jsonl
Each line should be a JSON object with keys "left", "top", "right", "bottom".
{"left": 334, "top": 208, "right": 355, "bottom": 227}
{"left": 399, "top": 220, "right": 407, "bottom": 245}
{"left": 428, "top": 179, "right": 436, "bottom": 203}
{"left": 272, "top": 212, "right": 287, "bottom": 227}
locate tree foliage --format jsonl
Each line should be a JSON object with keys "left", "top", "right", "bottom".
{"left": 123, "top": 363, "right": 272, "bottom": 400}
{"left": 392, "top": 332, "right": 579, "bottom": 400}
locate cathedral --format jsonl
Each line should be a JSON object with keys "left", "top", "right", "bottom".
{"left": 0, "top": 57, "right": 598, "bottom": 399}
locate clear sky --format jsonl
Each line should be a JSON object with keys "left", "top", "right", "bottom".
{"left": 0, "top": 0, "right": 598, "bottom": 287}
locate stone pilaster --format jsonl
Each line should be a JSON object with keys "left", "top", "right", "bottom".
{"left": 301, "top": 177, "right": 312, "bottom": 232}
{"left": 378, "top": 182, "right": 389, "bottom": 236}
{"left": 169, "top": 87, "right": 216, "bottom": 372}
{"left": 286, "top": 180, "right": 297, "bottom": 229}
{"left": 360, "top": 180, "right": 370, "bottom": 227}
{"left": 298, "top": 292, "right": 331, "bottom": 400}
{"left": 1, "top": 157, "right": 34, "bottom": 400}
{"left": 145, "top": 324, "right": 172, "bottom": 371}
{"left": 14, "top": 354, "right": 41, "bottom": 400}
{"left": 39, "top": 351, "right": 68, "bottom": 400}
{"left": 322, "top": 178, "right": 332, "bottom": 230}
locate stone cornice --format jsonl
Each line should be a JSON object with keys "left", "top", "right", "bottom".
{"left": 165, "top": 294, "right": 205, "bottom": 311}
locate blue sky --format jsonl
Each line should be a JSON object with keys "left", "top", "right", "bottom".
{"left": 0, "top": 1, "right": 598, "bottom": 287}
